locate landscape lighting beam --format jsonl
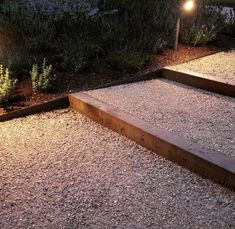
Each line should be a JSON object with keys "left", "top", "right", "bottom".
{"left": 174, "top": 0, "right": 195, "bottom": 50}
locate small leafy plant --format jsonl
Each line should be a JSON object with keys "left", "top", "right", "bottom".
{"left": 30, "top": 58, "right": 54, "bottom": 93}
{"left": 0, "top": 65, "right": 17, "bottom": 105}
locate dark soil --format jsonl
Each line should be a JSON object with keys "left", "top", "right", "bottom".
{"left": 0, "top": 43, "right": 222, "bottom": 115}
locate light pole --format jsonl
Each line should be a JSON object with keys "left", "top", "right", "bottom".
{"left": 174, "top": 0, "right": 195, "bottom": 50}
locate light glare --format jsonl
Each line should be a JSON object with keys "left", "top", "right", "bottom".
{"left": 184, "top": 0, "right": 194, "bottom": 11}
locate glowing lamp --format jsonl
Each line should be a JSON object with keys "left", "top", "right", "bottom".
{"left": 184, "top": 0, "right": 195, "bottom": 12}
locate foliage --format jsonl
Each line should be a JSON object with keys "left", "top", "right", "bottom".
{"left": 181, "top": 24, "right": 219, "bottom": 46}
{"left": 3, "top": 51, "right": 35, "bottom": 77}
{"left": 107, "top": 49, "right": 147, "bottom": 73}
{"left": 181, "top": 3, "right": 225, "bottom": 46}
{"left": 0, "top": 0, "right": 227, "bottom": 77}
{"left": 54, "top": 10, "right": 98, "bottom": 73}
{"left": 95, "top": 0, "right": 177, "bottom": 72}
{"left": 96, "top": 0, "right": 176, "bottom": 52}
{"left": 0, "top": 0, "right": 56, "bottom": 74}
{"left": 30, "top": 58, "right": 54, "bottom": 93}
{"left": 0, "top": 0, "right": 99, "bottom": 73}
{"left": 0, "top": 0, "right": 178, "bottom": 74}
{"left": 0, "top": 65, "right": 17, "bottom": 104}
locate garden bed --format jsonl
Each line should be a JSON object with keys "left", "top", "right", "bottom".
{"left": 0, "top": 109, "right": 234, "bottom": 228}
{"left": 0, "top": 44, "right": 219, "bottom": 116}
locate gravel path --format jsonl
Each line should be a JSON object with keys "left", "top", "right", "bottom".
{"left": 87, "top": 79, "right": 235, "bottom": 159}
{"left": 0, "top": 109, "right": 235, "bottom": 228}
{"left": 170, "top": 50, "right": 235, "bottom": 84}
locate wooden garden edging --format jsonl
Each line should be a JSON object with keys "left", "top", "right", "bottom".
{"left": 0, "top": 96, "right": 69, "bottom": 122}
{"left": 69, "top": 92, "right": 235, "bottom": 190}
{"left": 162, "top": 67, "right": 235, "bottom": 97}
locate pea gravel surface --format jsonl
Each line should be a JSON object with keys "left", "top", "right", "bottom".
{"left": 0, "top": 109, "right": 235, "bottom": 229}
{"left": 87, "top": 79, "right": 235, "bottom": 159}
{"left": 170, "top": 50, "right": 235, "bottom": 84}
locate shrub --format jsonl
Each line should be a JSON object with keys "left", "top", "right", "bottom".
{"left": 97, "top": 0, "right": 176, "bottom": 53}
{"left": 0, "top": 65, "right": 17, "bottom": 104}
{"left": 55, "top": 28, "right": 96, "bottom": 73}
{"left": 95, "top": 0, "right": 177, "bottom": 72}
{"left": 107, "top": 49, "right": 147, "bottom": 73}
{"left": 30, "top": 58, "right": 54, "bottom": 93}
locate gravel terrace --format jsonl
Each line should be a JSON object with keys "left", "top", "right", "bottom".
{"left": 87, "top": 79, "right": 235, "bottom": 159}
{"left": 0, "top": 109, "right": 235, "bottom": 229}
{"left": 170, "top": 50, "right": 235, "bottom": 84}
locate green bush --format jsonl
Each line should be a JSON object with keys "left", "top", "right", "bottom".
{"left": 0, "top": 65, "right": 17, "bottom": 104}
{"left": 97, "top": 0, "right": 176, "bottom": 53}
{"left": 107, "top": 49, "right": 147, "bottom": 73}
{"left": 95, "top": 0, "right": 177, "bottom": 72}
{"left": 54, "top": 20, "right": 98, "bottom": 73}
{"left": 55, "top": 36, "right": 88, "bottom": 73}
{"left": 30, "top": 58, "right": 54, "bottom": 93}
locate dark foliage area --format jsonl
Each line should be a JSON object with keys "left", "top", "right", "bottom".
{"left": 0, "top": 0, "right": 230, "bottom": 101}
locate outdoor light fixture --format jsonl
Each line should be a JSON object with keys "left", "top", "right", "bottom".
{"left": 174, "top": 0, "right": 195, "bottom": 50}
{"left": 184, "top": 0, "right": 195, "bottom": 11}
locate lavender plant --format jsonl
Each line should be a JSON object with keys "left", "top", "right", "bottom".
{"left": 0, "top": 65, "right": 17, "bottom": 104}
{"left": 30, "top": 58, "right": 54, "bottom": 93}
